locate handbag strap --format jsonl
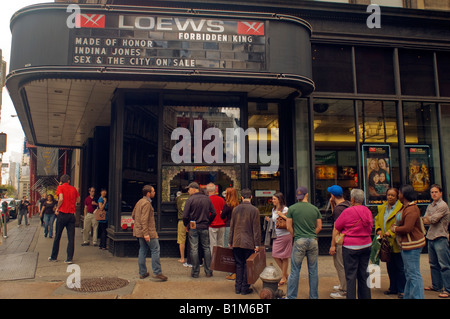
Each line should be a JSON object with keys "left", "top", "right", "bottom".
{"left": 343, "top": 218, "right": 361, "bottom": 235}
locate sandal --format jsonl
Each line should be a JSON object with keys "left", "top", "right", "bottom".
{"left": 424, "top": 286, "right": 440, "bottom": 292}
{"left": 439, "top": 292, "right": 449, "bottom": 298}
{"left": 278, "top": 279, "right": 287, "bottom": 287}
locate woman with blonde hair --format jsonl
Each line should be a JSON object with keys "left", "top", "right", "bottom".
{"left": 221, "top": 187, "right": 239, "bottom": 280}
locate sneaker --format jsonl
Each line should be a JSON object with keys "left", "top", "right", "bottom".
{"left": 333, "top": 285, "right": 343, "bottom": 292}
{"left": 81, "top": 243, "right": 89, "bottom": 246}
{"left": 64, "top": 260, "right": 73, "bottom": 264}
{"left": 330, "top": 291, "right": 346, "bottom": 299}
{"left": 48, "top": 257, "right": 57, "bottom": 262}
{"left": 226, "top": 273, "right": 236, "bottom": 280}
{"left": 183, "top": 262, "right": 192, "bottom": 268}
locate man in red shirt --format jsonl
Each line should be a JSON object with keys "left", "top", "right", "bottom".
{"left": 49, "top": 174, "right": 80, "bottom": 263}
{"left": 207, "top": 183, "right": 225, "bottom": 253}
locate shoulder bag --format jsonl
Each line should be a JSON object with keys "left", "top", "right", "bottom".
{"left": 94, "top": 208, "right": 106, "bottom": 221}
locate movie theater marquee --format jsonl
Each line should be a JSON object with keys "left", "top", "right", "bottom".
{"left": 70, "top": 13, "right": 267, "bottom": 71}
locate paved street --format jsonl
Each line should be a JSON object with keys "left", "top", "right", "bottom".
{"left": 0, "top": 214, "right": 444, "bottom": 301}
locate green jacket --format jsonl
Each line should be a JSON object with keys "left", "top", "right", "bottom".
{"left": 375, "top": 200, "right": 403, "bottom": 253}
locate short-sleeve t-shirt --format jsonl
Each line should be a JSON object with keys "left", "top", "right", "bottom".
{"left": 56, "top": 183, "right": 79, "bottom": 214}
{"left": 287, "top": 202, "right": 322, "bottom": 240}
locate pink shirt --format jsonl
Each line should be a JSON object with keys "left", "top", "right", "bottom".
{"left": 334, "top": 205, "right": 373, "bottom": 248}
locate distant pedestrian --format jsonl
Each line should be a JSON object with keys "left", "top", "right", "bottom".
{"left": 327, "top": 185, "right": 351, "bottom": 299}
{"left": 391, "top": 184, "right": 426, "bottom": 299}
{"left": 97, "top": 188, "right": 108, "bottom": 250}
{"left": 49, "top": 174, "right": 80, "bottom": 264}
{"left": 183, "top": 182, "right": 216, "bottom": 278}
{"left": 228, "top": 188, "right": 261, "bottom": 295}
{"left": 422, "top": 184, "right": 449, "bottom": 298}
{"left": 207, "top": 183, "right": 226, "bottom": 253}
{"left": 18, "top": 196, "right": 30, "bottom": 226}
{"left": 40, "top": 194, "right": 57, "bottom": 238}
{"left": 81, "top": 187, "right": 98, "bottom": 246}
{"left": 334, "top": 188, "right": 373, "bottom": 299}
{"left": 286, "top": 186, "right": 322, "bottom": 299}
{"left": 132, "top": 185, "right": 168, "bottom": 281}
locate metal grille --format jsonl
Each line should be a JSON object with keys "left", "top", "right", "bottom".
{"left": 68, "top": 277, "right": 129, "bottom": 293}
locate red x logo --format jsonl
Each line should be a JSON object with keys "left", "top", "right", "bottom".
{"left": 76, "top": 14, "right": 105, "bottom": 28}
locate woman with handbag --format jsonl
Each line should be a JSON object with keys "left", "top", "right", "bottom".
{"left": 97, "top": 188, "right": 109, "bottom": 250}
{"left": 391, "top": 184, "right": 426, "bottom": 299}
{"left": 266, "top": 192, "right": 292, "bottom": 286}
{"left": 374, "top": 188, "right": 406, "bottom": 298}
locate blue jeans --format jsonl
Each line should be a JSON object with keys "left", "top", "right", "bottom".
{"left": 188, "top": 228, "right": 212, "bottom": 277}
{"left": 43, "top": 214, "right": 56, "bottom": 237}
{"left": 401, "top": 248, "right": 425, "bottom": 299}
{"left": 287, "top": 238, "right": 319, "bottom": 299}
{"left": 428, "top": 237, "right": 450, "bottom": 293}
{"left": 138, "top": 237, "right": 162, "bottom": 277}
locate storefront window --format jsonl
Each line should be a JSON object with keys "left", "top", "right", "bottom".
{"left": 248, "top": 102, "right": 280, "bottom": 215}
{"left": 403, "top": 102, "right": 441, "bottom": 205}
{"left": 441, "top": 104, "right": 450, "bottom": 202}
{"left": 122, "top": 97, "right": 159, "bottom": 210}
{"left": 161, "top": 93, "right": 242, "bottom": 203}
{"left": 358, "top": 100, "right": 400, "bottom": 206}
{"left": 295, "top": 99, "right": 310, "bottom": 194}
{"left": 313, "top": 99, "right": 358, "bottom": 223}
{"left": 161, "top": 165, "right": 241, "bottom": 202}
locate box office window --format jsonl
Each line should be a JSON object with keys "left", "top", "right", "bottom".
{"left": 312, "top": 44, "right": 353, "bottom": 93}
{"left": 437, "top": 52, "right": 450, "bottom": 97}
{"left": 399, "top": 49, "right": 435, "bottom": 96}
{"left": 403, "top": 102, "right": 442, "bottom": 205}
{"left": 355, "top": 47, "right": 395, "bottom": 95}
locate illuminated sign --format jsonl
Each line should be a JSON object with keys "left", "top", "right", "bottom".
{"left": 70, "top": 14, "right": 267, "bottom": 71}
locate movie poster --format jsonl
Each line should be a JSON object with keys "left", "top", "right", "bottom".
{"left": 362, "top": 145, "right": 392, "bottom": 206}
{"left": 406, "top": 145, "right": 432, "bottom": 205}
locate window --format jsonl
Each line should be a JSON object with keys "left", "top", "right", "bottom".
{"left": 313, "top": 99, "right": 358, "bottom": 223}
{"left": 355, "top": 47, "right": 395, "bottom": 95}
{"left": 403, "top": 102, "right": 442, "bottom": 205}
{"left": 437, "top": 52, "right": 450, "bottom": 97}
{"left": 312, "top": 44, "right": 353, "bottom": 93}
{"left": 399, "top": 49, "right": 435, "bottom": 96}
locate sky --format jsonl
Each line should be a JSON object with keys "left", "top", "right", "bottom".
{"left": 0, "top": 0, "right": 47, "bottom": 163}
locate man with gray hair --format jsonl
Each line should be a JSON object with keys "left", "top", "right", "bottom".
{"left": 334, "top": 188, "right": 373, "bottom": 299}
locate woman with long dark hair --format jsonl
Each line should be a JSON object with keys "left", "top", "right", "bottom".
{"left": 391, "top": 184, "right": 426, "bottom": 299}
{"left": 268, "top": 192, "right": 292, "bottom": 286}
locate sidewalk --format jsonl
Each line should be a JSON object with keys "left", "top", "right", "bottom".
{"left": 0, "top": 214, "right": 443, "bottom": 299}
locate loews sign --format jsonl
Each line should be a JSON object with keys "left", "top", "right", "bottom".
{"left": 70, "top": 13, "right": 267, "bottom": 70}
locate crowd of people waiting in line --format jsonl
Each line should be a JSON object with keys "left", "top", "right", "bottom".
{"left": 36, "top": 173, "right": 449, "bottom": 299}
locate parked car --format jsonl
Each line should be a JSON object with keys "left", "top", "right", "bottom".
{"left": 8, "top": 199, "right": 19, "bottom": 219}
